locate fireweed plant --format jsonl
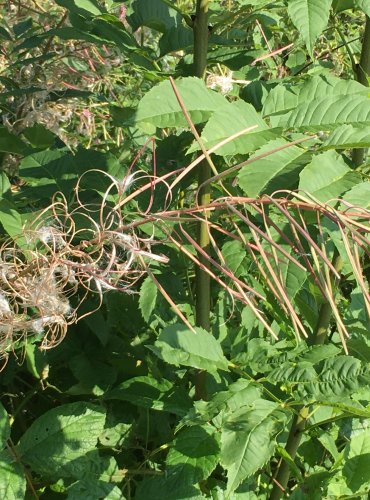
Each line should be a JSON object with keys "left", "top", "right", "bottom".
{"left": 1, "top": 1, "right": 370, "bottom": 499}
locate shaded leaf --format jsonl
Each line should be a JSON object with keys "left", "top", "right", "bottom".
{"left": 166, "top": 425, "right": 220, "bottom": 484}
{"left": 139, "top": 276, "right": 158, "bottom": 322}
{"left": 18, "top": 402, "right": 106, "bottom": 479}
{"left": 0, "top": 403, "right": 10, "bottom": 447}
{"left": 105, "top": 376, "right": 192, "bottom": 416}
{"left": 0, "top": 126, "right": 28, "bottom": 154}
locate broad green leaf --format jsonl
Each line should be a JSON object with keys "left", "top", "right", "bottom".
{"left": 339, "top": 182, "right": 370, "bottom": 210}
{"left": 0, "top": 451, "right": 26, "bottom": 500}
{"left": 269, "top": 356, "right": 370, "bottom": 401}
{"left": 19, "top": 149, "right": 79, "bottom": 198}
{"left": 55, "top": 0, "right": 105, "bottom": 16}
{"left": 342, "top": 430, "right": 370, "bottom": 493}
{"left": 67, "top": 479, "right": 123, "bottom": 499}
{"left": 0, "top": 126, "right": 27, "bottom": 154}
{"left": 263, "top": 75, "right": 367, "bottom": 119}
{"left": 128, "top": 0, "right": 181, "bottom": 33}
{"left": 284, "top": 94, "right": 370, "bottom": 130}
{"left": 151, "top": 324, "right": 229, "bottom": 372}
{"left": 17, "top": 402, "right": 106, "bottom": 479}
{"left": 184, "top": 379, "right": 262, "bottom": 425}
{"left": 332, "top": 0, "right": 355, "bottom": 13}
{"left": 134, "top": 77, "right": 228, "bottom": 128}
{"left": 135, "top": 475, "right": 202, "bottom": 500}
{"left": 189, "top": 100, "right": 276, "bottom": 156}
{"left": 166, "top": 425, "right": 220, "bottom": 484}
{"left": 0, "top": 403, "right": 10, "bottom": 447}
{"left": 159, "top": 25, "right": 193, "bottom": 56}
{"left": 22, "top": 124, "right": 55, "bottom": 149}
{"left": 320, "top": 124, "right": 370, "bottom": 150}
{"left": 67, "top": 353, "right": 117, "bottom": 396}
{"left": 104, "top": 376, "right": 192, "bottom": 416}
{"left": 262, "top": 83, "right": 300, "bottom": 118}
{"left": 238, "top": 138, "right": 310, "bottom": 197}
{"left": 298, "top": 151, "right": 360, "bottom": 203}
{"left": 288, "top": 0, "right": 332, "bottom": 54}
{"left": 139, "top": 276, "right": 158, "bottom": 322}
{"left": 355, "top": 0, "right": 370, "bottom": 16}
{"left": 220, "top": 400, "right": 288, "bottom": 494}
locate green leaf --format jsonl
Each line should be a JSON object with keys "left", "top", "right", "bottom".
{"left": 22, "top": 124, "right": 55, "bottom": 149}
{"left": 67, "top": 480, "right": 123, "bottom": 499}
{"left": 188, "top": 99, "right": 275, "bottom": 156}
{"left": 220, "top": 400, "right": 288, "bottom": 494}
{"left": 135, "top": 475, "right": 202, "bottom": 500}
{"left": 354, "top": 0, "right": 370, "bottom": 16}
{"left": 134, "top": 77, "right": 228, "bottom": 128}
{"left": 339, "top": 182, "right": 370, "bottom": 210}
{"left": 342, "top": 430, "right": 370, "bottom": 493}
{"left": 159, "top": 25, "right": 193, "bottom": 56}
{"left": 237, "top": 138, "right": 310, "bottom": 197}
{"left": 287, "top": 0, "right": 332, "bottom": 54}
{"left": 17, "top": 402, "right": 106, "bottom": 479}
{"left": 0, "top": 126, "right": 28, "bottom": 154}
{"left": 184, "top": 379, "right": 262, "bottom": 426}
{"left": 0, "top": 26, "right": 12, "bottom": 41}
{"left": 150, "top": 324, "right": 229, "bottom": 373}
{"left": 283, "top": 94, "right": 370, "bottom": 130}
{"left": 128, "top": 0, "right": 181, "bottom": 33}
{"left": 0, "top": 174, "right": 23, "bottom": 242}
{"left": 55, "top": 0, "right": 105, "bottom": 16}
{"left": 0, "top": 403, "right": 10, "bottom": 448}
{"left": 166, "top": 425, "right": 220, "bottom": 484}
{"left": 263, "top": 75, "right": 367, "bottom": 121}
{"left": 104, "top": 376, "right": 192, "bottom": 416}
{"left": 298, "top": 151, "right": 360, "bottom": 203}
{"left": 320, "top": 124, "right": 370, "bottom": 150}
{"left": 0, "top": 451, "right": 26, "bottom": 500}
{"left": 139, "top": 276, "right": 158, "bottom": 322}
{"left": 222, "top": 240, "right": 246, "bottom": 277}
{"left": 269, "top": 356, "right": 370, "bottom": 401}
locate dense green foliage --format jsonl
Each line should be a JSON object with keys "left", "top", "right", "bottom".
{"left": 0, "top": 1, "right": 370, "bottom": 498}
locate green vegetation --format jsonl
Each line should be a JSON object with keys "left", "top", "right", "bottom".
{"left": 0, "top": 1, "right": 370, "bottom": 498}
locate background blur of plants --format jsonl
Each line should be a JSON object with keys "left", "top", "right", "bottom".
{"left": 0, "top": 1, "right": 370, "bottom": 499}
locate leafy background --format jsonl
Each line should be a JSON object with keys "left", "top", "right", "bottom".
{"left": 0, "top": 0, "right": 370, "bottom": 499}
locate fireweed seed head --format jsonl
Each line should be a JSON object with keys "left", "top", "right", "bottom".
{"left": 0, "top": 293, "right": 11, "bottom": 315}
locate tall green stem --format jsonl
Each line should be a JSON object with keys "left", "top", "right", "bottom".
{"left": 193, "top": 0, "right": 210, "bottom": 400}
{"left": 270, "top": 253, "right": 343, "bottom": 500}
{"left": 352, "top": 15, "right": 370, "bottom": 166}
